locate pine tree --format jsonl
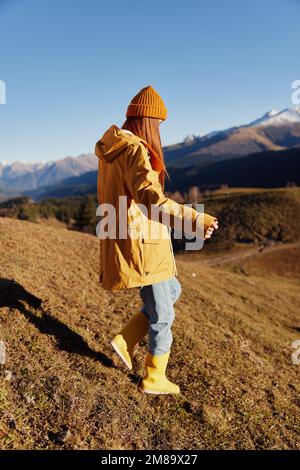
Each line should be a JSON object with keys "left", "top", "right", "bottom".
{"left": 76, "top": 195, "right": 96, "bottom": 230}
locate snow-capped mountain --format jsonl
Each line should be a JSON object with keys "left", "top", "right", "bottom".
{"left": 167, "top": 106, "right": 300, "bottom": 168}
{"left": 0, "top": 153, "right": 98, "bottom": 193}
{"left": 248, "top": 109, "right": 280, "bottom": 127}
{"left": 248, "top": 106, "right": 300, "bottom": 128}
{"left": 182, "top": 106, "right": 300, "bottom": 143}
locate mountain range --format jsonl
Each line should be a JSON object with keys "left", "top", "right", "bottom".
{"left": 1, "top": 106, "right": 300, "bottom": 199}
{"left": 0, "top": 153, "right": 97, "bottom": 193}
{"left": 163, "top": 106, "right": 300, "bottom": 168}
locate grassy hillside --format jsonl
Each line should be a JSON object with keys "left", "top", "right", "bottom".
{"left": 172, "top": 187, "right": 300, "bottom": 253}
{"left": 1, "top": 217, "right": 300, "bottom": 450}
{"left": 204, "top": 187, "right": 300, "bottom": 243}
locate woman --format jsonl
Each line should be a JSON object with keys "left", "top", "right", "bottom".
{"left": 95, "top": 85, "right": 218, "bottom": 395}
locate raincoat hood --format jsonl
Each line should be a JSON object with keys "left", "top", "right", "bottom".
{"left": 95, "top": 124, "right": 145, "bottom": 163}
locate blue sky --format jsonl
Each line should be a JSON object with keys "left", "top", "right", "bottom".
{"left": 0, "top": 0, "right": 299, "bottom": 164}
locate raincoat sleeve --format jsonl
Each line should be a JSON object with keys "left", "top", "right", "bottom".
{"left": 124, "top": 143, "right": 217, "bottom": 237}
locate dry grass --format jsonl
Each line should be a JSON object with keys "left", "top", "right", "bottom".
{"left": 0, "top": 217, "right": 300, "bottom": 450}
{"left": 235, "top": 243, "right": 300, "bottom": 278}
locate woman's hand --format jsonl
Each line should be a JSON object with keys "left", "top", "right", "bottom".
{"left": 204, "top": 219, "right": 219, "bottom": 239}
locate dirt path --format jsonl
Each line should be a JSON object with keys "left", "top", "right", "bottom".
{"left": 201, "top": 241, "right": 300, "bottom": 267}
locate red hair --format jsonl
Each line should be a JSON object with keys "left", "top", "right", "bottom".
{"left": 121, "top": 116, "right": 169, "bottom": 190}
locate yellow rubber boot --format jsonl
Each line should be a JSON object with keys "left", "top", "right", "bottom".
{"left": 139, "top": 351, "right": 180, "bottom": 395}
{"left": 111, "top": 312, "right": 148, "bottom": 370}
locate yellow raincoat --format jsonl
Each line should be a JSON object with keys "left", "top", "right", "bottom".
{"left": 95, "top": 124, "right": 216, "bottom": 290}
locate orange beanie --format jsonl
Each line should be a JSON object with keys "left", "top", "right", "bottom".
{"left": 126, "top": 85, "right": 167, "bottom": 121}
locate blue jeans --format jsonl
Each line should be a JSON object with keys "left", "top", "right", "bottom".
{"left": 139, "top": 276, "right": 182, "bottom": 355}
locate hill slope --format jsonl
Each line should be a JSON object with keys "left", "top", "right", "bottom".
{"left": 0, "top": 218, "right": 300, "bottom": 449}
{"left": 168, "top": 147, "right": 300, "bottom": 192}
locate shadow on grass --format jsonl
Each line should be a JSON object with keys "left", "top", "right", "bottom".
{"left": 0, "top": 278, "right": 114, "bottom": 368}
